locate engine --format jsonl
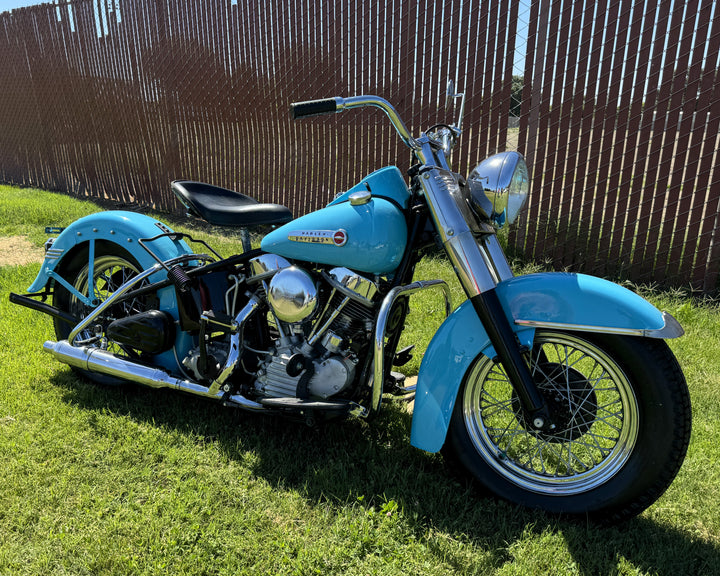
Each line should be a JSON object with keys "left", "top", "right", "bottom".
{"left": 248, "top": 255, "right": 377, "bottom": 401}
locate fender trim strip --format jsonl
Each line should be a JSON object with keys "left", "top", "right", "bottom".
{"left": 514, "top": 310, "right": 684, "bottom": 339}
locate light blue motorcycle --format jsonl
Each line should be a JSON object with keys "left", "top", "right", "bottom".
{"left": 11, "top": 88, "right": 691, "bottom": 523}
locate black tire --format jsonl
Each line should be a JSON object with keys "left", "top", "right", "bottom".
{"left": 444, "top": 330, "right": 691, "bottom": 524}
{"left": 52, "top": 243, "right": 150, "bottom": 386}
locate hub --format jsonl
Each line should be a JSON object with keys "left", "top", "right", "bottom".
{"left": 512, "top": 363, "right": 598, "bottom": 442}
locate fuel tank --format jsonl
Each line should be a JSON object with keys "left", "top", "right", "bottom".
{"left": 261, "top": 167, "right": 410, "bottom": 275}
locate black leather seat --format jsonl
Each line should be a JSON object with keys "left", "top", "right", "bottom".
{"left": 171, "top": 180, "right": 293, "bottom": 227}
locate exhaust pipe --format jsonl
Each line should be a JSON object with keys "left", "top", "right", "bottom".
{"left": 43, "top": 339, "right": 264, "bottom": 412}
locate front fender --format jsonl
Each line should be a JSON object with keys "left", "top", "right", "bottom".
{"left": 410, "top": 272, "right": 681, "bottom": 453}
{"left": 28, "top": 211, "right": 192, "bottom": 293}
{"left": 496, "top": 272, "right": 683, "bottom": 338}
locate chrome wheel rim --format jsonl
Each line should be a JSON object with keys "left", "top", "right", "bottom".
{"left": 463, "top": 331, "right": 639, "bottom": 495}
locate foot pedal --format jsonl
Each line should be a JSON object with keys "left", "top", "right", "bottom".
{"left": 393, "top": 345, "right": 414, "bottom": 367}
{"left": 387, "top": 371, "right": 416, "bottom": 401}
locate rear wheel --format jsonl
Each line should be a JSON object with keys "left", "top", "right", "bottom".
{"left": 444, "top": 330, "right": 691, "bottom": 523}
{"left": 52, "top": 243, "right": 150, "bottom": 385}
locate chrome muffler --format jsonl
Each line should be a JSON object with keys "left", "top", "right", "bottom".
{"left": 43, "top": 339, "right": 264, "bottom": 411}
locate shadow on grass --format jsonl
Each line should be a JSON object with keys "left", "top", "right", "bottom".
{"left": 54, "top": 372, "right": 718, "bottom": 575}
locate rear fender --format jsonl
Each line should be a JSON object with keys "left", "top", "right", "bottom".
{"left": 410, "top": 272, "right": 681, "bottom": 453}
{"left": 28, "top": 211, "right": 193, "bottom": 294}
{"left": 28, "top": 211, "right": 195, "bottom": 372}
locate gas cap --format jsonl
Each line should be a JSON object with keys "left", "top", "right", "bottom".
{"left": 349, "top": 190, "right": 372, "bottom": 206}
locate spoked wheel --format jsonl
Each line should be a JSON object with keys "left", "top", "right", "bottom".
{"left": 52, "top": 244, "right": 151, "bottom": 385}
{"left": 444, "top": 330, "right": 691, "bottom": 523}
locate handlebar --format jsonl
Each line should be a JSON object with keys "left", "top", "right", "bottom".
{"left": 290, "top": 95, "right": 420, "bottom": 151}
{"left": 290, "top": 98, "right": 339, "bottom": 119}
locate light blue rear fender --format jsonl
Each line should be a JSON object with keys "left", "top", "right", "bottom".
{"left": 29, "top": 211, "right": 195, "bottom": 372}
{"left": 28, "top": 210, "right": 193, "bottom": 293}
{"left": 410, "top": 272, "right": 680, "bottom": 453}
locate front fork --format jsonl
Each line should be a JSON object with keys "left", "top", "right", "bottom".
{"left": 417, "top": 163, "right": 551, "bottom": 430}
{"left": 470, "top": 290, "right": 551, "bottom": 429}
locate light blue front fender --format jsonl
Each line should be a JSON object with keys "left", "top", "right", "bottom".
{"left": 28, "top": 211, "right": 193, "bottom": 293}
{"left": 410, "top": 272, "right": 683, "bottom": 453}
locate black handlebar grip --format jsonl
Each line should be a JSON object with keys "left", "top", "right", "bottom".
{"left": 290, "top": 98, "right": 339, "bottom": 119}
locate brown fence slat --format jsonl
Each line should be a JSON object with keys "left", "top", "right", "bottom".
{"left": 516, "top": 0, "right": 548, "bottom": 259}
{"left": 530, "top": 0, "right": 566, "bottom": 259}
{"left": 593, "top": 0, "right": 633, "bottom": 277}
{"left": 650, "top": 0, "right": 700, "bottom": 283}
{"left": 691, "top": 68, "right": 720, "bottom": 291}
{"left": 665, "top": 0, "right": 715, "bottom": 284}
{"left": 559, "top": 0, "right": 607, "bottom": 268}
{"left": 627, "top": 2, "right": 672, "bottom": 280}
{"left": 550, "top": 0, "right": 592, "bottom": 268}
{"left": 607, "top": 0, "right": 651, "bottom": 272}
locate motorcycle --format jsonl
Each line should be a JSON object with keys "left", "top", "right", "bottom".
{"left": 10, "top": 85, "right": 691, "bottom": 523}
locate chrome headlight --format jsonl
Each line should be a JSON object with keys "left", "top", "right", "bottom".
{"left": 468, "top": 151, "right": 530, "bottom": 227}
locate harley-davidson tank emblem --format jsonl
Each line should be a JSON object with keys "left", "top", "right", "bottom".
{"left": 288, "top": 229, "right": 347, "bottom": 247}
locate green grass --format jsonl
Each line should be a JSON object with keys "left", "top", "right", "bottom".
{"left": 1, "top": 186, "right": 719, "bottom": 575}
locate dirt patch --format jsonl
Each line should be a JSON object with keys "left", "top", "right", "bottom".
{"left": 0, "top": 236, "right": 45, "bottom": 266}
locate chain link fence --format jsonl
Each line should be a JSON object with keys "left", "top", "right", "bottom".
{"left": 1, "top": 0, "right": 718, "bottom": 292}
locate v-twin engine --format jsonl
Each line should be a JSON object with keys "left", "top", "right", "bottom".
{"left": 249, "top": 256, "right": 377, "bottom": 401}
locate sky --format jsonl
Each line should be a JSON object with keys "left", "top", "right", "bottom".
{"left": 0, "top": 0, "right": 48, "bottom": 12}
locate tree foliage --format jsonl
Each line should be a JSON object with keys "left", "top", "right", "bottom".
{"left": 510, "top": 75, "right": 523, "bottom": 117}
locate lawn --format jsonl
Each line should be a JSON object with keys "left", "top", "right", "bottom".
{"left": 1, "top": 185, "right": 719, "bottom": 575}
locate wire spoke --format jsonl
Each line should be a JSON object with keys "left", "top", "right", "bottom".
{"left": 466, "top": 331, "right": 639, "bottom": 492}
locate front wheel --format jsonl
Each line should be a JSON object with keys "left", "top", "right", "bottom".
{"left": 444, "top": 330, "right": 691, "bottom": 524}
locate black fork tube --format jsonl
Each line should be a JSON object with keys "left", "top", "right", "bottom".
{"left": 470, "top": 289, "right": 551, "bottom": 429}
